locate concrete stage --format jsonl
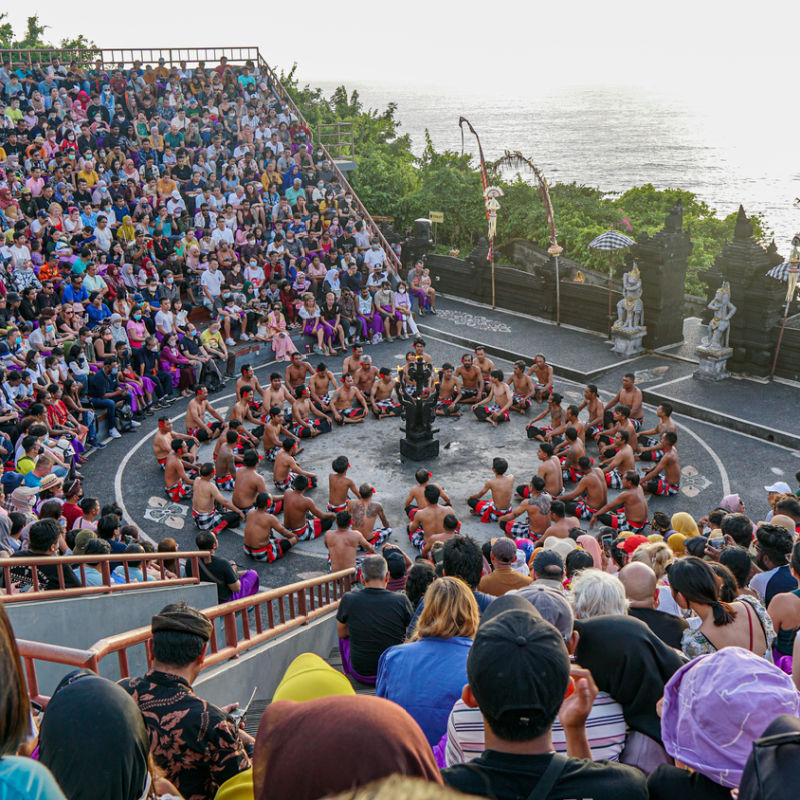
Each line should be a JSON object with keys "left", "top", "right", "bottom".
{"left": 83, "top": 295, "right": 800, "bottom": 591}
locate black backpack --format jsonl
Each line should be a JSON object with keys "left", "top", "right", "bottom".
{"left": 739, "top": 715, "right": 800, "bottom": 800}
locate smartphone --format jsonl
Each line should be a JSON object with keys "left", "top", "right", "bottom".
{"left": 230, "top": 686, "right": 257, "bottom": 726}
{"left": 600, "top": 533, "right": 613, "bottom": 552}
{"left": 709, "top": 537, "right": 725, "bottom": 550}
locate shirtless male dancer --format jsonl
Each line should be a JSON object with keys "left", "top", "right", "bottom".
{"left": 473, "top": 370, "right": 513, "bottom": 426}
{"left": 404, "top": 468, "right": 451, "bottom": 520}
{"left": 600, "top": 430, "right": 636, "bottom": 490}
{"left": 290, "top": 385, "right": 332, "bottom": 437}
{"left": 455, "top": 353, "right": 484, "bottom": 404}
{"left": 590, "top": 469, "right": 649, "bottom": 533}
{"left": 325, "top": 510, "right": 375, "bottom": 575}
{"left": 164, "top": 440, "right": 193, "bottom": 502}
{"left": 214, "top": 430, "right": 240, "bottom": 491}
{"left": 236, "top": 364, "right": 266, "bottom": 413}
{"left": 578, "top": 384, "right": 605, "bottom": 439}
{"left": 412, "top": 337, "right": 433, "bottom": 365}
{"left": 342, "top": 345, "right": 365, "bottom": 379}
{"left": 228, "top": 386, "right": 262, "bottom": 447}
{"left": 263, "top": 373, "right": 295, "bottom": 415}
{"left": 328, "top": 455, "right": 359, "bottom": 512}
{"left": 561, "top": 456, "right": 608, "bottom": 520}
{"left": 605, "top": 373, "right": 644, "bottom": 431}
{"left": 420, "top": 514, "right": 461, "bottom": 558}
{"left": 540, "top": 500, "right": 581, "bottom": 544}
{"left": 309, "top": 362, "right": 338, "bottom": 414}
{"left": 285, "top": 352, "right": 314, "bottom": 394}
{"left": 597, "top": 405, "right": 638, "bottom": 455}
{"left": 273, "top": 437, "right": 318, "bottom": 491}
{"left": 352, "top": 354, "right": 378, "bottom": 400}
{"left": 641, "top": 432, "right": 681, "bottom": 497}
{"left": 370, "top": 367, "right": 403, "bottom": 419}
{"left": 547, "top": 404, "right": 585, "bottom": 446}
{"left": 436, "top": 363, "right": 462, "bottom": 417}
{"left": 556, "top": 427, "right": 586, "bottom": 483}
{"left": 153, "top": 417, "right": 197, "bottom": 470}
{"left": 518, "top": 442, "right": 563, "bottom": 499}
{"left": 507, "top": 361, "right": 535, "bottom": 413}
{"left": 407, "top": 484, "right": 457, "bottom": 552}
{"left": 473, "top": 346, "right": 495, "bottom": 388}
{"left": 282, "top": 474, "right": 334, "bottom": 541}
{"left": 243, "top": 491, "right": 297, "bottom": 562}
{"left": 263, "top": 407, "right": 300, "bottom": 462}
{"left": 330, "top": 374, "right": 367, "bottom": 424}
{"left": 233, "top": 449, "right": 282, "bottom": 513}
{"left": 638, "top": 403, "right": 676, "bottom": 461}
{"left": 191, "top": 462, "right": 245, "bottom": 533}
{"left": 347, "top": 483, "right": 392, "bottom": 547}
{"left": 526, "top": 392, "right": 564, "bottom": 441}
{"left": 186, "top": 386, "right": 224, "bottom": 441}
{"left": 467, "top": 457, "right": 515, "bottom": 522}
{"left": 526, "top": 353, "right": 554, "bottom": 402}
{"left": 498, "top": 476, "right": 552, "bottom": 540}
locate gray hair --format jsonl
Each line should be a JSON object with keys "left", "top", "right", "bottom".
{"left": 361, "top": 555, "right": 387, "bottom": 583}
{"left": 569, "top": 569, "right": 628, "bottom": 619}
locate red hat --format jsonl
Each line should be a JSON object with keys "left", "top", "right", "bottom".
{"left": 618, "top": 534, "right": 650, "bottom": 554}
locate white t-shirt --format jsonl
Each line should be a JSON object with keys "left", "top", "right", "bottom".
{"left": 200, "top": 268, "right": 224, "bottom": 298}
{"left": 155, "top": 309, "right": 175, "bottom": 334}
{"left": 94, "top": 225, "right": 113, "bottom": 252}
{"left": 211, "top": 227, "right": 234, "bottom": 246}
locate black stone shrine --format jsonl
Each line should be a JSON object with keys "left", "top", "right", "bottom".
{"left": 396, "top": 357, "right": 440, "bottom": 461}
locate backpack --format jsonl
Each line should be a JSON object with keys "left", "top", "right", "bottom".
{"left": 201, "top": 362, "right": 224, "bottom": 394}
{"left": 116, "top": 402, "right": 134, "bottom": 433}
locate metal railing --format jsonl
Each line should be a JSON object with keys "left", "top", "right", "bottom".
{"left": 1, "top": 551, "right": 205, "bottom": 602}
{"left": 318, "top": 122, "right": 356, "bottom": 161}
{"left": 0, "top": 47, "right": 261, "bottom": 70}
{"left": 17, "top": 568, "right": 354, "bottom": 706}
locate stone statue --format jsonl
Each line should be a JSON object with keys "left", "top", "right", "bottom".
{"left": 396, "top": 357, "right": 440, "bottom": 460}
{"left": 613, "top": 263, "right": 644, "bottom": 331}
{"left": 704, "top": 281, "right": 736, "bottom": 350}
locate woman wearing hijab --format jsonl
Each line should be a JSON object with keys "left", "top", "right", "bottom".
{"left": 0, "top": 602, "right": 67, "bottom": 797}
{"left": 216, "top": 653, "right": 356, "bottom": 800}
{"left": 39, "top": 671, "right": 182, "bottom": 799}
{"left": 670, "top": 512, "right": 699, "bottom": 538}
{"left": 377, "top": 577, "right": 479, "bottom": 745}
{"left": 252, "top": 694, "right": 442, "bottom": 800}
{"left": 574, "top": 614, "right": 686, "bottom": 774}
{"left": 719, "top": 493, "right": 746, "bottom": 513}
{"left": 648, "top": 648, "right": 800, "bottom": 799}
{"left": 576, "top": 534, "right": 602, "bottom": 568}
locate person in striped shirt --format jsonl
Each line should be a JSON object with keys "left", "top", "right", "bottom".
{"left": 444, "top": 583, "right": 627, "bottom": 766}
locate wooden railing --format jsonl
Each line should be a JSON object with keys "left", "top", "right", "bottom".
{"left": 1, "top": 551, "right": 205, "bottom": 602}
{"left": 16, "top": 569, "right": 355, "bottom": 706}
{"left": 318, "top": 122, "right": 356, "bottom": 161}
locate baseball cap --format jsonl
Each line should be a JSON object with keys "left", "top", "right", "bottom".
{"left": 491, "top": 537, "right": 516, "bottom": 563}
{"left": 617, "top": 533, "right": 650, "bottom": 554}
{"left": 467, "top": 594, "right": 570, "bottom": 727}
{"left": 765, "top": 481, "right": 792, "bottom": 494}
{"left": 512, "top": 583, "right": 574, "bottom": 641}
{"left": 532, "top": 549, "right": 565, "bottom": 578}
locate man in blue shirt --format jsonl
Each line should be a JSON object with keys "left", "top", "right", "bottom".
{"left": 61, "top": 273, "right": 89, "bottom": 305}
{"left": 87, "top": 356, "right": 139, "bottom": 439}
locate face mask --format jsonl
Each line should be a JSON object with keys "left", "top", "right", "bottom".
{"left": 15, "top": 337, "right": 21, "bottom": 344}
{"left": 46, "top": 326, "right": 54, "bottom": 333}
{"left": 166, "top": 278, "right": 173, "bottom": 285}
{"left": 110, "top": 367, "right": 118, "bottom": 375}
{"left": 249, "top": 260, "right": 257, "bottom": 267}
{"left": 133, "top": 314, "right": 141, "bottom": 321}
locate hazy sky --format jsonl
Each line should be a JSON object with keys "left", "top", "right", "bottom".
{"left": 7, "top": 0, "right": 799, "bottom": 100}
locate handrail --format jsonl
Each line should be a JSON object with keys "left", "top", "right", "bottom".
{"left": 0, "top": 46, "right": 261, "bottom": 70}
{"left": 16, "top": 568, "right": 355, "bottom": 705}
{"left": 1, "top": 550, "right": 206, "bottom": 601}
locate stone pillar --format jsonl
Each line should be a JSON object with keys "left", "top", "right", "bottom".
{"left": 699, "top": 207, "right": 784, "bottom": 377}
{"left": 632, "top": 200, "right": 693, "bottom": 349}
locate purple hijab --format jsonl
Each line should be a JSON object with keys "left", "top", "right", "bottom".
{"left": 662, "top": 647, "right": 800, "bottom": 788}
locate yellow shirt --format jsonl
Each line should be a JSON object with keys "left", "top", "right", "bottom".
{"left": 200, "top": 329, "right": 225, "bottom": 351}
{"left": 77, "top": 169, "right": 99, "bottom": 187}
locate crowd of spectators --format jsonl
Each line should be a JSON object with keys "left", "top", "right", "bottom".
{"left": 4, "top": 50, "right": 800, "bottom": 800}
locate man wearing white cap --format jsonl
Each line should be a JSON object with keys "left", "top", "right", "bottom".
{"left": 765, "top": 481, "right": 792, "bottom": 522}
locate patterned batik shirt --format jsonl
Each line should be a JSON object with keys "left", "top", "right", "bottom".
{"left": 119, "top": 670, "right": 251, "bottom": 800}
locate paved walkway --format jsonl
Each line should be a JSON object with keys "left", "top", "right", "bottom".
{"left": 421, "top": 296, "right": 800, "bottom": 446}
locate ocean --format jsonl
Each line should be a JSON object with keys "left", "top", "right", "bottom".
{"left": 310, "top": 80, "right": 800, "bottom": 256}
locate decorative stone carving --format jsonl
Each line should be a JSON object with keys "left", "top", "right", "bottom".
{"left": 611, "top": 263, "right": 647, "bottom": 355}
